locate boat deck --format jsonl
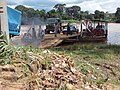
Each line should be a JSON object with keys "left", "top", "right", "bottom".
{"left": 40, "top": 34, "right": 79, "bottom": 48}
{"left": 40, "top": 33, "right": 107, "bottom": 48}
{"left": 43, "top": 33, "right": 79, "bottom": 39}
{"left": 10, "top": 33, "right": 107, "bottom": 49}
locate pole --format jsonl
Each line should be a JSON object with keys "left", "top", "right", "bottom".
{"left": 0, "top": 0, "right": 9, "bottom": 43}
{"left": 105, "top": 22, "right": 108, "bottom": 38}
{"left": 0, "top": 14, "right": 1, "bottom": 35}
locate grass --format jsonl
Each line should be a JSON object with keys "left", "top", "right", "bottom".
{"left": 50, "top": 43, "right": 120, "bottom": 86}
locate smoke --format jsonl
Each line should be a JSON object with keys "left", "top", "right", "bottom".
{"left": 22, "top": 17, "right": 46, "bottom": 25}
{"left": 19, "top": 17, "right": 46, "bottom": 48}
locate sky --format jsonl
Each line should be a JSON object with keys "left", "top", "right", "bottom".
{"left": 6, "top": 0, "right": 120, "bottom": 13}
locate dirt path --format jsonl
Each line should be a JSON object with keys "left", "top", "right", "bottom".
{"left": 0, "top": 65, "right": 28, "bottom": 90}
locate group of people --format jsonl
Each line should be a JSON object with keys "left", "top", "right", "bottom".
{"left": 88, "top": 22, "right": 105, "bottom": 31}
{"left": 54, "top": 22, "right": 72, "bottom": 37}
{"left": 96, "top": 23, "right": 105, "bottom": 29}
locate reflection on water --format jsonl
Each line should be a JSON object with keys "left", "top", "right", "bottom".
{"left": 107, "top": 23, "right": 120, "bottom": 45}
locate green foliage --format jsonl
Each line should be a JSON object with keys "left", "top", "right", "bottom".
{"left": 15, "top": 4, "right": 120, "bottom": 24}
{"left": 0, "top": 34, "right": 15, "bottom": 64}
{"left": 54, "top": 4, "right": 66, "bottom": 14}
{"left": 94, "top": 10, "right": 100, "bottom": 19}
{"left": 15, "top": 5, "right": 46, "bottom": 24}
{"left": 115, "top": 7, "right": 120, "bottom": 23}
{"left": 61, "top": 14, "right": 72, "bottom": 20}
{"left": 94, "top": 10, "right": 105, "bottom": 20}
{"left": 47, "top": 9, "right": 57, "bottom": 18}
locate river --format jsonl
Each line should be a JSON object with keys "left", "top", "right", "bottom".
{"left": 108, "top": 23, "right": 120, "bottom": 45}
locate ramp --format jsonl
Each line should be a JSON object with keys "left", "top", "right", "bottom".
{"left": 40, "top": 38, "right": 63, "bottom": 48}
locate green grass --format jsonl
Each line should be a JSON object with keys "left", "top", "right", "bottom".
{"left": 50, "top": 44, "right": 120, "bottom": 86}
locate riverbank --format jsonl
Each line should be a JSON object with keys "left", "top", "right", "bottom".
{"left": 0, "top": 37, "right": 120, "bottom": 89}
{"left": 50, "top": 43, "right": 120, "bottom": 89}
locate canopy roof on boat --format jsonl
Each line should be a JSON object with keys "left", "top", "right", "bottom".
{"left": 81, "top": 19, "right": 108, "bottom": 23}
{"left": 91, "top": 19, "right": 108, "bottom": 23}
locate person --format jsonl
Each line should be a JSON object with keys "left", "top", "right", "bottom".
{"left": 96, "top": 22, "right": 101, "bottom": 29}
{"left": 57, "top": 19, "right": 62, "bottom": 33}
{"left": 67, "top": 23, "right": 71, "bottom": 35}
{"left": 38, "top": 25, "right": 45, "bottom": 39}
{"left": 32, "top": 27, "right": 37, "bottom": 39}
{"left": 54, "top": 23, "right": 59, "bottom": 37}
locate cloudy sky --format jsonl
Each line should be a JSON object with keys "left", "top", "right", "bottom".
{"left": 6, "top": 0, "right": 120, "bottom": 13}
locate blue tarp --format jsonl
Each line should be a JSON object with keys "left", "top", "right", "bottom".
{"left": 7, "top": 6, "right": 22, "bottom": 35}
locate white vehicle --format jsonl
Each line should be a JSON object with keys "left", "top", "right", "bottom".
{"left": 62, "top": 25, "right": 79, "bottom": 34}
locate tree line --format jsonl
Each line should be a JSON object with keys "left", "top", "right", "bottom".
{"left": 15, "top": 4, "right": 120, "bottom": 24}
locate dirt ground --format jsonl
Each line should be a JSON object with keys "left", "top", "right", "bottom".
{"left": 0, "top": 65, "right": 28, "bottom": 90}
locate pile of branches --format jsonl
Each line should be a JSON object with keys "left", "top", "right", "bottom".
{"left": 27, "top": 50, "right": 84, "bottom": 90}
{"left": 12, "top": 50, "right": 84, "bottom": 89}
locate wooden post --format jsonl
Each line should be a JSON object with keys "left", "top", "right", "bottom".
{"left": 0, "top": 0, "right": 9, "bottom": 43}
{"left": 105, "top": 22, "right": 108, "bottom": 38}
{"left": 0, "top": 6, "right": 3, "bottom": 35}
{"left": 0, "top": 14, "right": 1, "bottom": 35}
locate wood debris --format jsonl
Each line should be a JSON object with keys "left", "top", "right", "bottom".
{"left": 28, "top": 52, "right": 84, "bottom": 89}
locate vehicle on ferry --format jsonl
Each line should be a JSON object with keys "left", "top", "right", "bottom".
{"left": 62, "top": 25, "right": 79, "bottom": 34}
{"left": 80, "top": 19, "right": 108, "bottom": 38}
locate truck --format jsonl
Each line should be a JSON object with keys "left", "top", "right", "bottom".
{"left": 45, "top": 18, "right": 61, "bottom": 34}
{"left": 7, "top": 6, "right": 22, "bottom": 37}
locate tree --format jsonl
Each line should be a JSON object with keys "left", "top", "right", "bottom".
{"left": 15, "top": 5, "right": 27, "bottom": 12}
{"left": 15, "top": 5, "right": 36, "bottom": 18}
{"left": 66, "top": 7, "right": 72, "bottom": 15}
{"left": 86, "top": 14, "right": 94, "bottom": 20}
{"left": 54, "top": 4, "right": 66, "bottom": 14}
{"left": 94, "top": 10, "right": 100, "bottom": 19}
{"left": 71, "top": 6, "right": 81, "bottom": 14}
{"left": 94, "top": 10, "right": 105, "bottom": 20}
{"left": 115, "top": 7, "right": 120, "bottom": 23}
{"left": 71, "top": 6, "right": 81, "bottom": 19}
{"left": 47, "top": 9, "right": 57, "bottom": 18}
{"left": 15, "top": 5, "right": 29, "bottom": 24}
{"left": 15, "top": 5, "right": 28, "bottom": 17}
{"left": 65, "top": 6, "right": 81, "bottom": 20}
{"left": 61, "top": 14, "right": 72, "bottom": 20}
{"left": 26, "top": 8, "right": 36, "bottom": 18}
{"left": 99, "top": 11, "right": 105, "bottom": 20}
{"left": 15, "top": 5, "right": 47, "bottom": 24}
{"left": 39, "top": 9, "right": 46, "bottom": 19}
{"left": 79, "top": 11, "right": 90, "bottom": 20}
{"left": 85, "top": 11, "right": 89, "bottom": 14}
{"left": 54, "top": 4, "right": 66, "bottom": 18}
